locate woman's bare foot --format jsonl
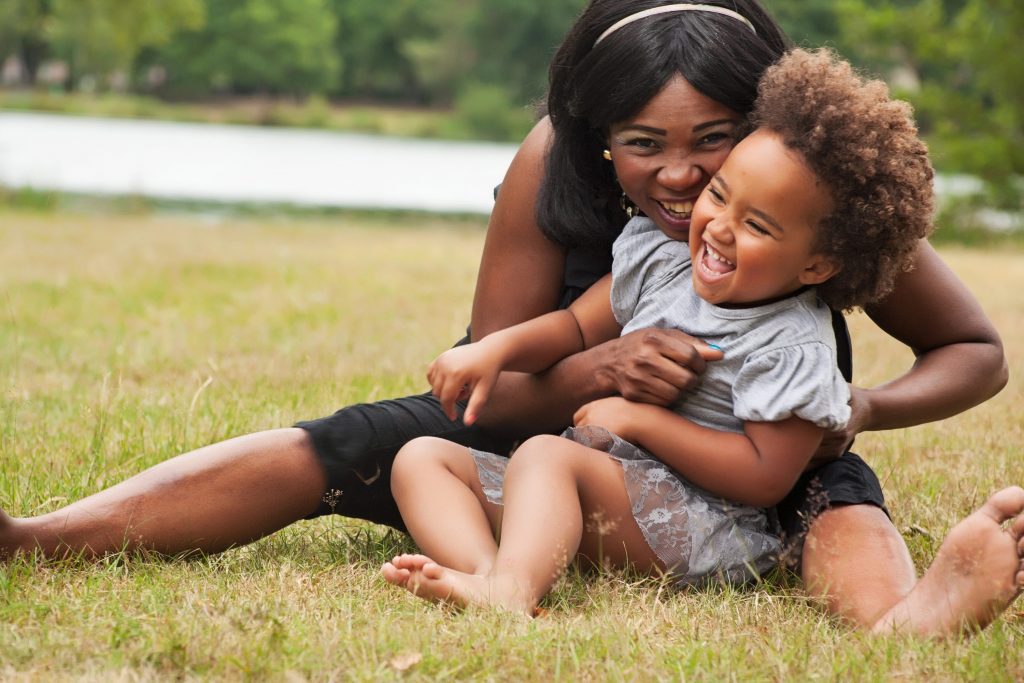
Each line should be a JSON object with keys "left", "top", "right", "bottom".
{"left": 381, "top": 553, "right": 533, "bottom": 616}
{"left": 0, "top": 509, "right": 24, "bottom": 559}
{"left": 873, "top": 486, "right": 1024, "bottom": 636}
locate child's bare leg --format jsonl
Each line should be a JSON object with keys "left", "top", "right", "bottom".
{"left": 404, "top": 435, "right": 662, "bottom": 615}
{"left": 386, "top": 437, "right": 501, "bottom": 577}
{"left": 870, "top": 486, "right": 1024, "bottom": 635}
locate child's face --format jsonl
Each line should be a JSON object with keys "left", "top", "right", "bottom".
{"left": 607, "top": 74, "right": 743, "bottom": 241}
{"left": 688, "top": 129, "right": 837, "bottom": 306}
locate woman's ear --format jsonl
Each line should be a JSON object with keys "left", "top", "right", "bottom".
{"left": 799, "top": 255, "right": 841, "bottom": 286}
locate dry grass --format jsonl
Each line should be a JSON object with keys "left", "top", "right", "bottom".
{"left": 0, "top": 211, "right": 1022, "bottom": 680}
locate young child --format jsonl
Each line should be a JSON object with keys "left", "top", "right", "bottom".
{"left": 381, "top": 48, "right": 935, "bottom": 614}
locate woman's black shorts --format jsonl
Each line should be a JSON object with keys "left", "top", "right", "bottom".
{"left": 296, "top": 391, "right": 887, "bottom": 539}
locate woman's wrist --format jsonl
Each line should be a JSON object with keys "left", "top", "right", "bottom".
{"left": 586, "top": 343, "right": 623, "bottom": 397}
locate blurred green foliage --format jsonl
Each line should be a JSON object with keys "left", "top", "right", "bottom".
{"left": 0, "top": 0, "right": 1020, "bottom": 206}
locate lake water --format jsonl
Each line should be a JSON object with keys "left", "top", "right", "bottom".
{"left": 1, "top": 111, "right": 1013, "bottom": 228}
{"left": 0, "top": 112, "right": 519, "bottom": 214}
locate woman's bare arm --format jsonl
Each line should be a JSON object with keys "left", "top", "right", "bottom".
{"left": 469, "top": 118, "right": 567, "bottom": 339}
{"left": 820, "top": 240, "right": 1008, "bottom": 454}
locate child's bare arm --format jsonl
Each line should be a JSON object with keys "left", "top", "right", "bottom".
{"left": 573, "top": 398, "right": 823, "bottom": 507}
{"left": 430, "top": 275, "right": 621, "bottom": 424}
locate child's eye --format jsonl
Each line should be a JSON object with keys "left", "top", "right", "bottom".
{"left": 747, "top": 221, "right": 771, "bottom": 236}
{"left": 708, "top": 186, "right": 725, "bottom": 204}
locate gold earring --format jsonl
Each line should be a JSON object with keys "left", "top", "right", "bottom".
{"left": 620, "top": 193, "right": 637, "bottom": 218}
{"left": 602, "top": 149, "right": 612, "bottom": 161}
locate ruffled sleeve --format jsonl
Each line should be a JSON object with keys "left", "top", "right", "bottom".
{"left": 732, "top": 343, "right": 851, "bottom": 431}
{"left": 610, "top": 217, "right": 689, "bottom": 327}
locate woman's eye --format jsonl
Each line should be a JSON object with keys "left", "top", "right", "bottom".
{"left": 625, "top": 137, "right": 658, "bottom": 150}
{"left": 698, "top": 132, "right": 731, "bottom": 147}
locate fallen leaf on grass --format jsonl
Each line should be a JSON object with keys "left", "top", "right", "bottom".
{"left": 390, "top": 652, "right": 423, "bottom": 671}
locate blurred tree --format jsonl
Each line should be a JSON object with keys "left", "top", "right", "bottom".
{"left": 834, "top": 0, "right": 1022, "bottom": 200}
{"left": 330, "top": 0, "right": 434, "bottom": 102}
{"left": 0, "top": 0, "right": 51, "bottom": 85}
{"left": 400, "top": 0, "right": 476, "bottom": 105}
{"left": 48, "top": 0, "right": 204, "bottom": 89}
{"left": 328, "top": 0, "right": 586, "bottom": 107}
{"left": 465, "top": 0, "right": 587, "bottom": 104}
{"left": 761, "top": 0, "right": 842, "bottom": 48}
{"left": 155, "top": 0, "right": 339, "bottom": 97}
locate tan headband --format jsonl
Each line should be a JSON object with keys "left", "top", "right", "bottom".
{"left": 594, "top": 4, "right": 756, "bottom": 47}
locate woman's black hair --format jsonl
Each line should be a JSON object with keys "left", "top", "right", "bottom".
{"left": 537, "top": 1, "right": 791, "bottom": 249}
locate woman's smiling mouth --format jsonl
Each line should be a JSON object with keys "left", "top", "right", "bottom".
{"left": 658, "top": 200, "right": 694, "bottom": 218}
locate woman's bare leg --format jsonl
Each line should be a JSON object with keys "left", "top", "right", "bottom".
{"left": 0, "top": 428, "right": 326, "bottom": 558}
{"left": 386, "top": 437, "right": 502, "bottom": 576}
{"left": 802, "top": 487, "right": 1024, "bottom": 636}
{"left": 800, "top": 504, "right": 917, "bottom": 626}
{"left": 391, "top": 435, "right": 662, "bottom": 615}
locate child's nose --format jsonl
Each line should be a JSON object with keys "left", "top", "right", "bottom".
{"left": 706, "top": 215, "right": 734, "bottom": 243}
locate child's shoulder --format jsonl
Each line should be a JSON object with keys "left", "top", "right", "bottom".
{"left": 612, "top": 217, "right": 687, "bottom": 265}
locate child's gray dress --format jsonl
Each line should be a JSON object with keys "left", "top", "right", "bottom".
{"left": 472, "top": 217, "right": 851, "bottom": 584}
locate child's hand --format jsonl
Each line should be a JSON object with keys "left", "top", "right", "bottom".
{"left": 572, "top": 397, "right": 643, "bottom": 442}
{"left": 427, "top": 344, "right": 502, "bottom": 425}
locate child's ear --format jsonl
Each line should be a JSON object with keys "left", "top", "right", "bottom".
{"left": 799, "top": 255, "right": 841, "bottom": 286}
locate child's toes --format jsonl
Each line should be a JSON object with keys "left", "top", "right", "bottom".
{"left": 421, "top": 561, "right": 446, "bottom": 580}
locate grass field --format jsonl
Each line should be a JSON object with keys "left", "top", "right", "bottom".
{"left": 1, "top": 210, "right": 1022, "bottom": 681}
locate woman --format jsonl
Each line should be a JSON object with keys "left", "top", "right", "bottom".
{"left": 1, "top": 0, "right": 1020, "bottom": 636}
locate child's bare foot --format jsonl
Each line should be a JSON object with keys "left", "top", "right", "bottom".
{"left": 381, "top": 553, "right": 434, "bottom": 589}
{"left": 874, "top": 486, "right": 1024, "bottom": 636}
{"left": 381, "top": 553, "right": 533, "bottom": 616}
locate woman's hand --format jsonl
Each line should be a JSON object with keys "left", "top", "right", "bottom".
{"left": 427, "top": 344, "right": 503, "bottom": 424}
{"left": 573, "top": 396, "right": 645, "bottom": 442}
{"left": 593, "top": 328, "right": 724, "bottom": 406}
{"left": 808, "top": 385, "right": 872, "bottom": 466}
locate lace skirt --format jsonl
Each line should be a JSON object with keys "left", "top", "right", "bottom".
{"left": 471, "top": 425, "right": 780, "bottom": 585}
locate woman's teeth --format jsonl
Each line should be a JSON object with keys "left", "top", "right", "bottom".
{"left": 659, "top": 200, "right": 693, "bottom": 218}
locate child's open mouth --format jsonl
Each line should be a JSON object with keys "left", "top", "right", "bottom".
{"left": 700, "top": 241, "right": 735, "bottom": 278}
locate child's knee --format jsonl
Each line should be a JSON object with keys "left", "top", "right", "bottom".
{"left": 508, "top": 434, "right": 573, "bottom": 472}
{"left": 393, "top": 437, "right": 439, "bottom": 488}
{"left": 392, "top": 437, "right": 471, "bottom": 492}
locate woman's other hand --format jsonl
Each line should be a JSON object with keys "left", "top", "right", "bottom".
{"left": 809, "top": 385, "right": 871, "bottom": 466}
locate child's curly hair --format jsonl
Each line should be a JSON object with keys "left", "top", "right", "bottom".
{"left": 752, "top": 48, "right": 934, "bottom": 311}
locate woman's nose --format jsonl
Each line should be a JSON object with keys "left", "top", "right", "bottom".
{"left": 656, "top": 157, "right": 704, "bottom": 192}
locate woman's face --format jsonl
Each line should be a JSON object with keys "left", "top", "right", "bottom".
{"left": 607, "top": 74, "right": 743, "bottom": 241}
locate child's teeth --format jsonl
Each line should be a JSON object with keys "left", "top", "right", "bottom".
{"left": 706, "top": 244, "right": 733, "bottom": 265}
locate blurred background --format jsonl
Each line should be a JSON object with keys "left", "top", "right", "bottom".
{"left": 0, "top": 0, "right": 1020, "bottom": 234}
